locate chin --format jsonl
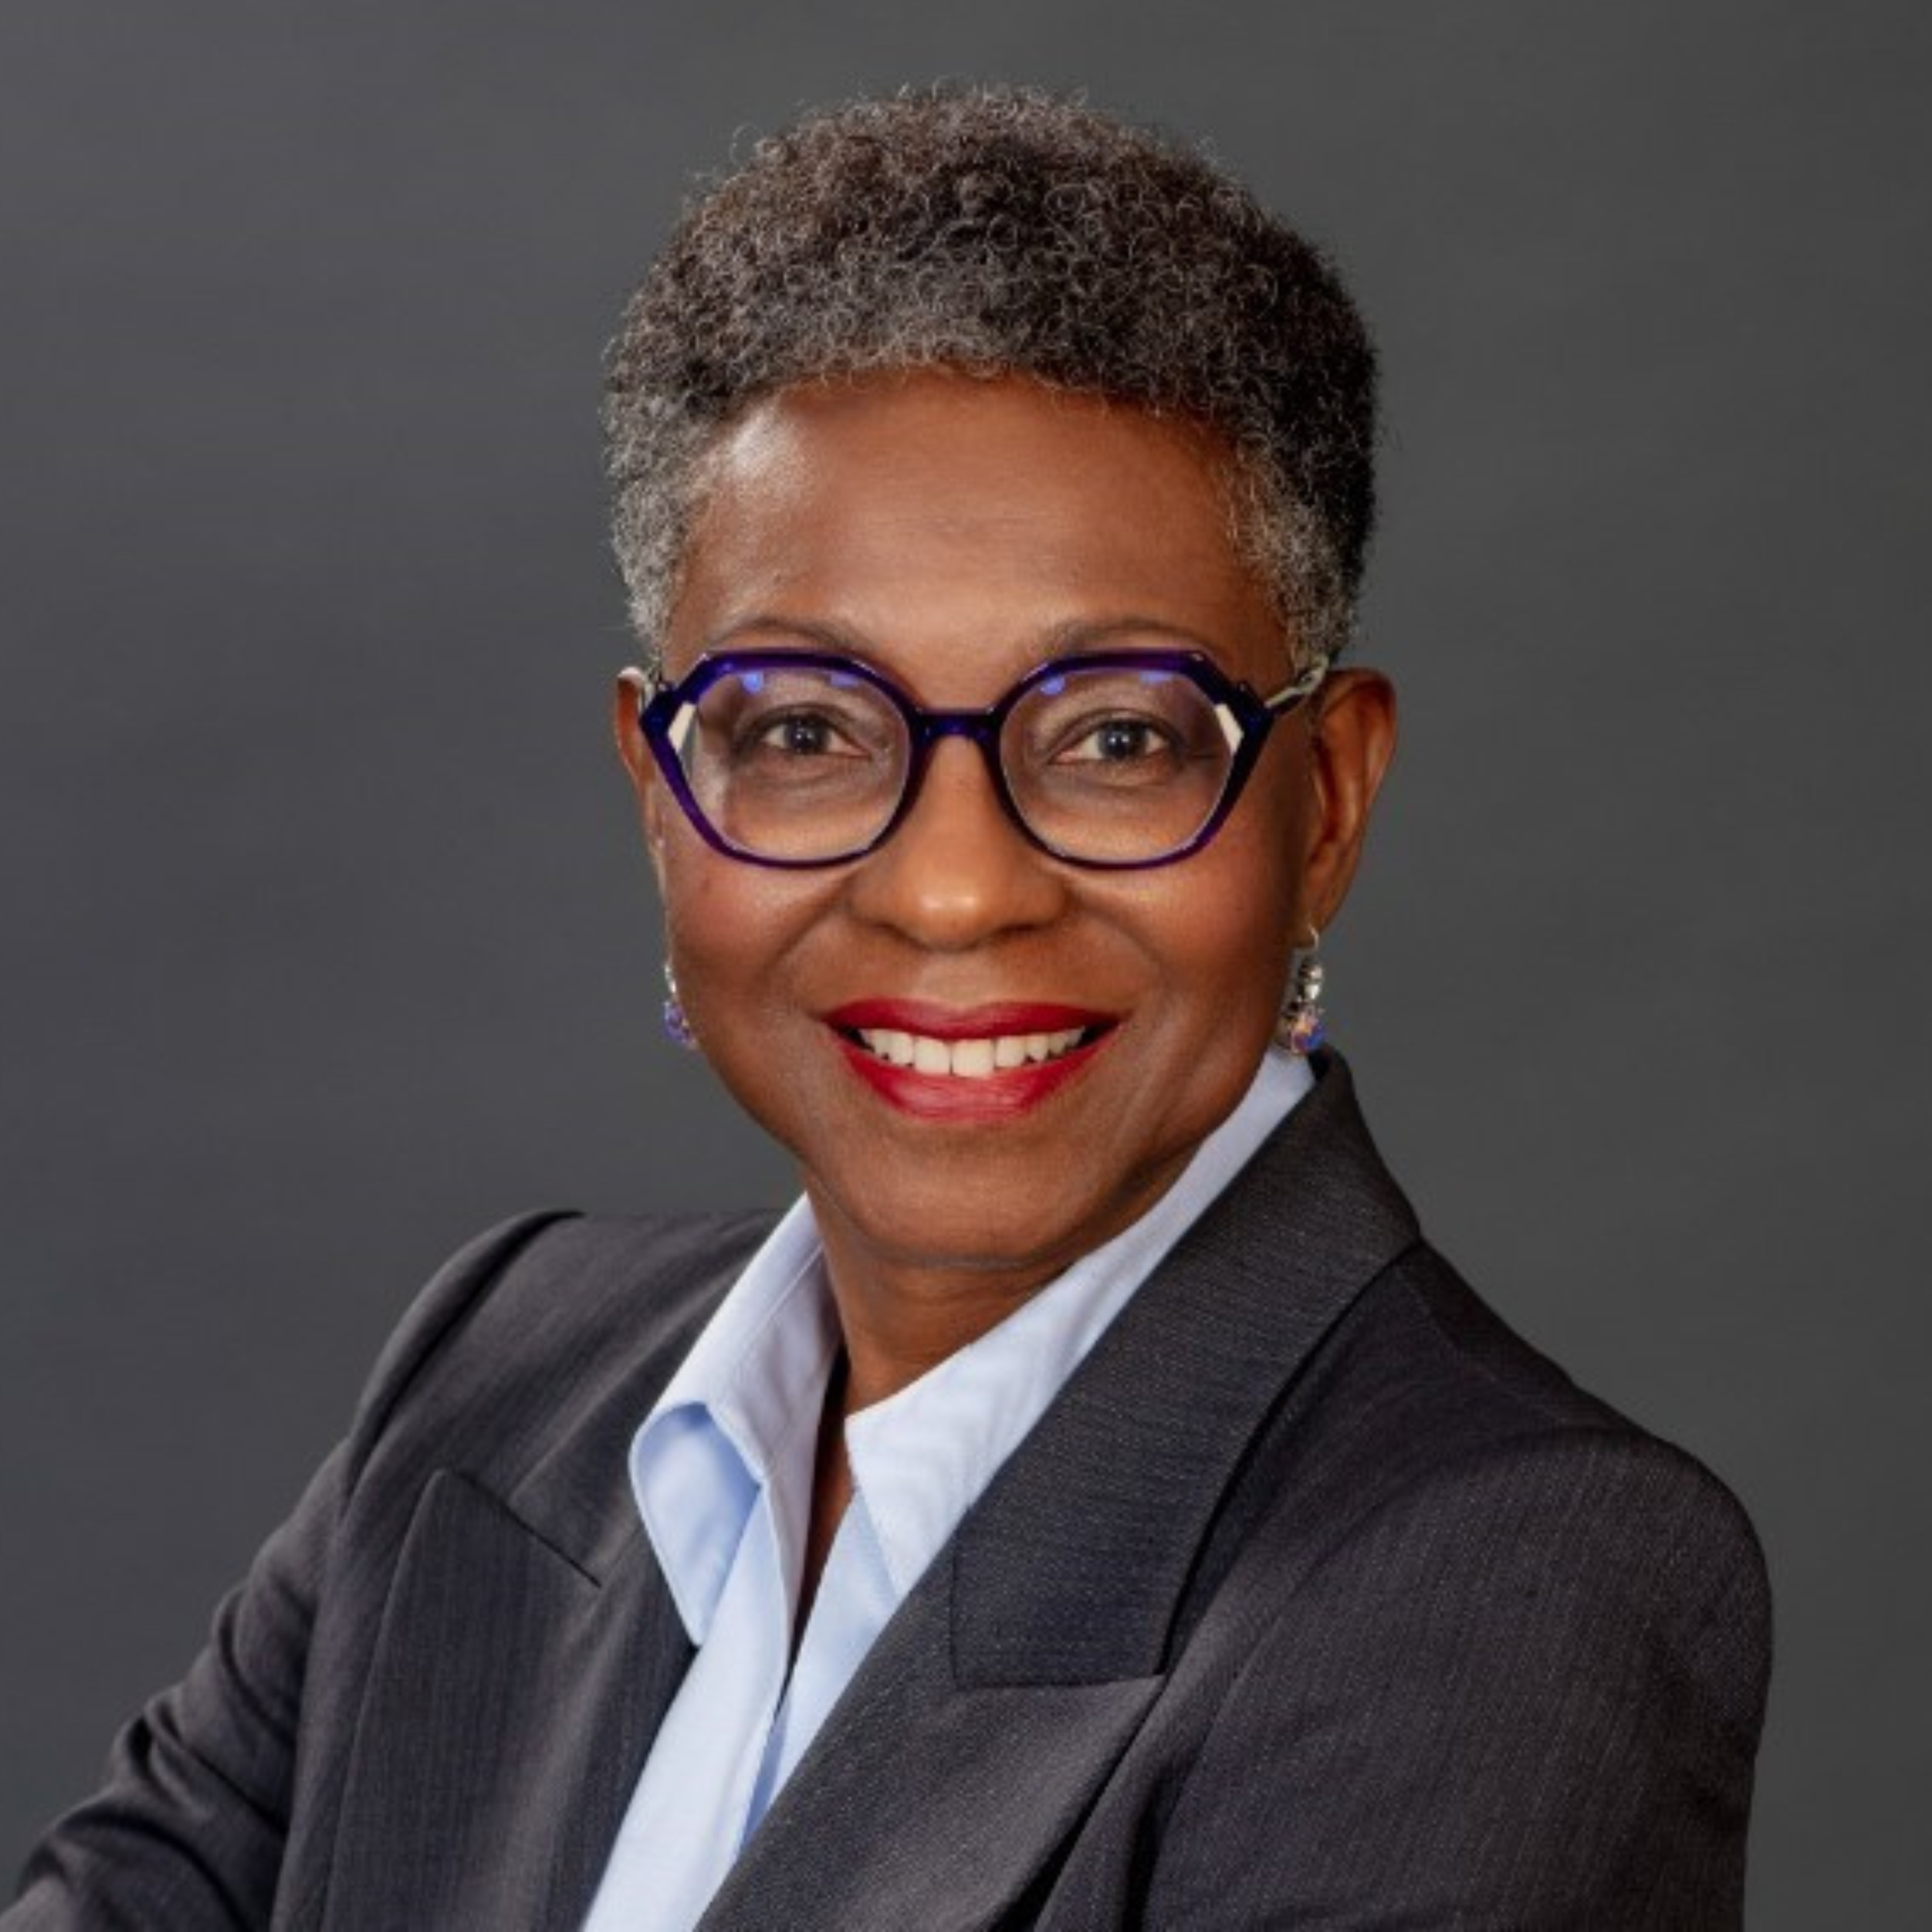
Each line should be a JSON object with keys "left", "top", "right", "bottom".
{"left": 805, "top": 1148, "right": 1161, "bottom": 1289}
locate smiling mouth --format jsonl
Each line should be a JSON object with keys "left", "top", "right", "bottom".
{"left": 844, "top": 1024, "right": 1103, "bottom": 1079}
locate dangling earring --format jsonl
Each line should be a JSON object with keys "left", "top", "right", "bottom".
{"left": 662, "top": 959, "right": 698, "bottom": 1052}
{"left": 1275, "top": 928, "right": 1327, "bottom": 1056}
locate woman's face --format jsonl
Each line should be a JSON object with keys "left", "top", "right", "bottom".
{"left": 617, "top": 372, "right": 1393, "bottom": 1308}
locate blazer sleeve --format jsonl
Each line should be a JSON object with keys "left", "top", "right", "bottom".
{"left": 1141, "top": 1430, "right": 1772, "bottom": 1931}
{"left": 2, "top": 1211, "right": 571, "bottom": 1932}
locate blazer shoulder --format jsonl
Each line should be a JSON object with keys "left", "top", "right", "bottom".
{"left": 345, "top": 1206, "right": 775, "bottom": 1500}
{"left": 1356, "top": 1240, "right": 1759, "bottom": 1483}
{"left": 1262, "top": 1238, "right": 1773, "bottom": 1721}
{"left": 1219, "top": 1237, "right": 1772, "bottom": 1697}
{"left": 349, "top": 1210, "right": 574, "bottom": 1463}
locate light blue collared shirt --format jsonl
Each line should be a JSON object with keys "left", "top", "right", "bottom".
{"left": 579, "top": 1049, "right": 1314, "bottom": 1932}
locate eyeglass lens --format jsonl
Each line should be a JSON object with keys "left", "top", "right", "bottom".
{"left": 661, "top": 661, "right": 1242, "bottom": 863}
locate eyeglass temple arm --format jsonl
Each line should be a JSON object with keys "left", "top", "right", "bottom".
{"left": 1261, "top": 651, "right": 1332, "bottom": 713}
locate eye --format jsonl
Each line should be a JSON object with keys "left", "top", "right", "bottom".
{"left": 1053, "top": 713, "right": 1185, "bottom": 767}
{"left": 748, "top": 708, "right": 868, "bottom": 759}
{"left": 720, "top": 683, "right": 902, "bottom": 766}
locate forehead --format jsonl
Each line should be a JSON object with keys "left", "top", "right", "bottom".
{"left": 668, "top": 372, "right": 1289, "bottom": 695}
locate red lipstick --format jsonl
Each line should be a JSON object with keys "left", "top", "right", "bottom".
{"left": 820, "top": 999, "right": 1119, "bottom": 1120}
{"left": 821, "top": 999, "right": 1112, "bottom": 1038}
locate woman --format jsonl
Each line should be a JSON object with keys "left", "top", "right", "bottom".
{"left": 7, "top": 87, "right": 1769, "bottom": 1930}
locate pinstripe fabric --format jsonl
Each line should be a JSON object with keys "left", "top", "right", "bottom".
{"left": 5, "top": 1058, "right": 1770, "bottom": 1929}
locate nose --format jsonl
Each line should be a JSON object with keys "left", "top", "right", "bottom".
{"left": 843, "top": 737, "right": 1069, "bottom": 949}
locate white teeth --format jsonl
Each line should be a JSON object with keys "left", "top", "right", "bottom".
{"left": 951, "top": 1038, "right": 996, "bottom": 1078}
{"left": 852, "top": 1025, "right": 1092, "bottom": 1076}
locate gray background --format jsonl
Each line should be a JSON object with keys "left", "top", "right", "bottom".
{"left": 2, "top": 0, "right": 1925, "bottom": 1921}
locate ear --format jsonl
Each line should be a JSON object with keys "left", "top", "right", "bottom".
{"left": 612, "top": 668, "right": 670, "bottom": 891}
{"left": 1297, "top": 667, "right": 1398, "bottom": 933}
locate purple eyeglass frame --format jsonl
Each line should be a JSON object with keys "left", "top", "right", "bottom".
{"left": 635, "top": 645, "right": 1330, "bottom": 871}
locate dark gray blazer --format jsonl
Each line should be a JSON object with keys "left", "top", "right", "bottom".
{"left": 7, "top": 1058, "right": 1771, "bottom": 1929}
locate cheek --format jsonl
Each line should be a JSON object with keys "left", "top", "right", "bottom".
{"left": 1163, "top": 872, "right": 1297, "bottom": 1030}
{"left": 657, "top": 839, "right": 828, "bottom": 1036}
{"left": 663, "top": 855, "right": 765, "bottom": 977}
{"left": 1168, "top": 770, "right": 1308, "bottom": 995}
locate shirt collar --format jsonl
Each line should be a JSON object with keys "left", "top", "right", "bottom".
{"left": 631, "top": 1200, "right": 839, "bottom": 1642}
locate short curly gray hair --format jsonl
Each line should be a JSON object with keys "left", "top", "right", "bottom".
{"left": 604, "top": 85, "right": 1377, "bottom": 664}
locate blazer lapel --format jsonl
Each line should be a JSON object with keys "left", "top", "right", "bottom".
{"left": 701, "top": 1055, "right": 1420, "bottom": 1931}
{"left": 319, "top": 1474, "right": 692, "bottom": 1932}
{"left": 697, "top": 1572, "right": 1163, "bottom": 1932}
{"left": 318, "top": 1231, "right": 751, "bottom": 1932}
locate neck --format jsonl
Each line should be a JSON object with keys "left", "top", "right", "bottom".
{"left": 803, "top": 1156, "right": 1190, "bottom": 1411}
{"left": 814, "top": 1230, "right": 1054, "bottom": 1412}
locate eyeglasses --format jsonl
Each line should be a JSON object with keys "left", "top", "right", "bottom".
{"left": 634, "top": 645, "right": 1329, "bottom": 871}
